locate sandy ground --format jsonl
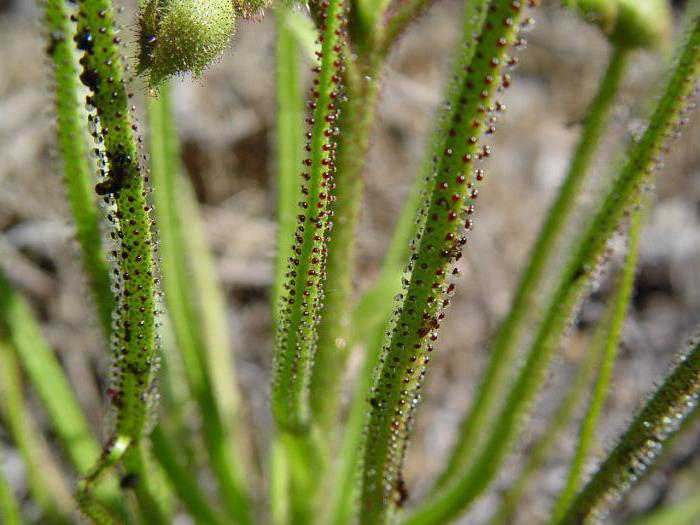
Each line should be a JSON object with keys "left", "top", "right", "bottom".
{"left": 1, "top": 0, "right": 699, "bottom": 523}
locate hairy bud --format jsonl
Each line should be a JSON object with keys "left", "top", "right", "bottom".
{"left": 573, "top": 0, "right": 671, "bottom": 50}
{"left": 138, "top": 0, "right": 236, "bottom": 87}
{"left": 610, "top": 0, "right": 671, "bottom": 50}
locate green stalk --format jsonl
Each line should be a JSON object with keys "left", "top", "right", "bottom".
{"left": 434, "top": 43, "right": 630, "bottom": 492}
{"left": 322, "top": 2, "right": 489, "bottom": 523}
{"left": 74, "top": 0, "right": 158, "bottom": 442}
{"left": 487, "top": 320, "right": 602, "bottom": 525}
{"left": 0, "top": 269, "right": 122, "bottom": 515}
{"left": 310, "top": 60, "right": 380, "bottom": 435}
{"left": 273, "top": 7, "right": 305, "bottom": 327}
{"left": 556, "top": 328, "right": 700, "bottom": 523}
{"left": 349, "top": 0, "right": 490, "bottom": 351}
{"left": 312, "top": 0, "right": 446, "bottom": 440}
{"left": 280, "top": 430, "right": 326, "bottom": 525}
{"left": 271, "top": 0, "right": 347, "bottom": 432}
{"left": 0, "top": 446, "right": 23, "bottom": 525}
{"left": 150, "top": 427, "right": 226, "bottom": 525}
{"left": 273, "top": 5, "right": 350, "bottom": 522}
{"left": 358, "top": 1, "right": 533, "bottom": 522}
{"left": 45, "top": 0, "right": 114, "bottom": 338}
{"left": 72, "top": 0, "right": 166, "bottom": 520}
{"left": 490, "top": 207, "right": 641, "bottom": 525}
{"left": 270, "top": 9, "right": 304, "bottom": 524}
{"left": 148, "top": 85, "right": 253, "bottom": 525}
{"left": 0, "top": 339, "right": 73, "bottom": 523}
{"left": 404, "top": 15, "right": 700, "bottom": 525}
{"left": 549, "top": 198, "right": 646, "bottom": 523}
{"left": 0, "top": 270, "right": 101, "bottom": 476}
{"left": 270, "top": 434, "right": 290, "bottom": 525}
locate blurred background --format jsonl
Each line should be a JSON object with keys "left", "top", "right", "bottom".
{"left": 1, "top": 0, "right": 699, "bottom": 523}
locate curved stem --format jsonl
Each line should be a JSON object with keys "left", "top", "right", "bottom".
{"left": 358, "top": 1, "right": 532, "bottom": 522}
{"left": 556, "top": 329, "right": 700, "bottom": 523}
{"left": 487, "top": 323, "right": 601, "bottom": 525}
{"left": 549, "top": 195, "right": 646, "bottom": 523}
{"left": 403, "top": 15, "right": 700, "bottom": 525}
{"left": 72, "top": 0, "right": 166, "bottom": 520}
{"left": 433, "top": 44, "right": 630, "bottom": 492}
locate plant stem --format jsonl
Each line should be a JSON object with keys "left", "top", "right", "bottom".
{"left": 312, "top": 0, "right": 449, "bottom": 442}
{"left": 358, "top": 1, "right": 533, "bottom": 522}
{"left": 270, "top": 433, "right": 290, "bottom": 525}
{"left": 433, "top": 44, "right": 630, "bottom": 492}
{"left": 321, "top": 1, "right": 489, "bottom": 522}
{"left": 404, "top": 15, "right": 700, "bottom": 525}
{"left": 310, "top": 59, "right": 380, "bottom": 435}
{"left": 0, "top": 338, "right": 73, "bottom": 523}
{"left": 550, "top": 196, "right": 646, "bottom": 523}
{"left": 0, "top": 446, "right": 23, "bottom": 525}
{"left": 556, "top": 329, "right": 700, "bottom": 523}
{"left": 349, "top": 0, "right": 491, "bottom": 370}
{"left": 148, "top": 85, "right": 253, "bottom": 525}
{"left": 72, "top": 0, "right": 166, "bottom": 519}
{"left": 271, "top": 0, "right": 348, "bottom": 433}
{"left": 280, "top": 429, "right": 326, "bottom": 525}
{"left": 488, "top": 321, "right": 602, "bottom": 525}
{"left": 45, "top": 0, "right": 114, "bottom": 339}
{"left": 274, "top": 7, "right": 306, "bottom": 327}
{"left": 150, "top": 426, "right": 227, "bottom": 525}
{"left": 270, "top": 10, "right": 305, "bottom": 524}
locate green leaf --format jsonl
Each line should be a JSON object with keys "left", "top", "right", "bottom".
{"left": 271, "top": 0, "right": 348, "bottom": 433}
{"left": 359, "top": 0, "right": 526, "bottom": 522}
{"left": 45, "top": 0, "right": 114, "bottom": 339}
{"left": 434, "top": 44, "right": 630, "bottom": 493}
{"left": 550, "top": 197, "right": 646, "bottom": 523}
{"left": 147, "top": 86, "right": 253, "bottom": 525}
{"left": 404, "top": 11, "right": 700, "bottom": 525}
{"left": 0, "top": 339, "right": 73, "bottom": 523}
{"left": 0, "top": 446, "right": 23, "bottom": 525}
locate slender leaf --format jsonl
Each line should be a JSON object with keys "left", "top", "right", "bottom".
{"left": 148, "top": 86, "right": 253, "bottom": 525}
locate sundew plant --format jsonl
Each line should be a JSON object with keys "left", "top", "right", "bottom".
{"left": 1, "top": 0, "right": 700, "bottom": 524}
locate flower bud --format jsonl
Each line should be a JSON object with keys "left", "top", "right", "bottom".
{"left": 571, "top": 0, "right": 671, "bottom": 50}
{"left": 138, "top": 0, "right": 236, "bottom": 87}
{"left": 609, "top": 0, "right": 671, "bottom": 50}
